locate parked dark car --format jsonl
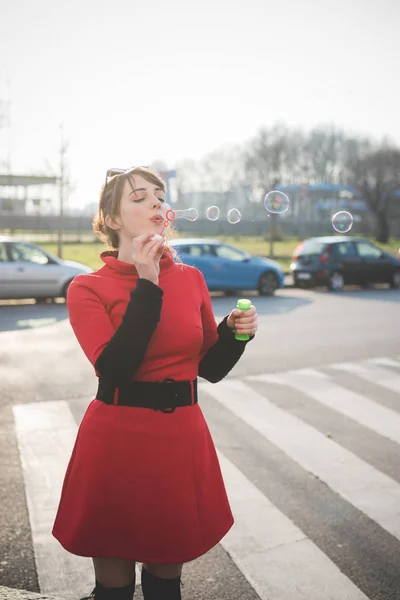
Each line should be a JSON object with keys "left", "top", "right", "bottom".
{"left": 290, "top": 236, "right": 400, "bottom": 291}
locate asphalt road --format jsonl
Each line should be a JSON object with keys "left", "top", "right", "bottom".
{"left": 1, "top": 286, "right": 399, "bottom": 599}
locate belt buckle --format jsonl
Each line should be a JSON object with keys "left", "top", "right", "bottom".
{"left": 156, "top": 378, "right": 177, "bottom": 414}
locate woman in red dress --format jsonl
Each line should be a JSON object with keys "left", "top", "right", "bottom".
{"left": 52, "top": 166, "right": 258, "bottom": 600}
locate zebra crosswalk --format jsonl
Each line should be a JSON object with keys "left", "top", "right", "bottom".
{"left": 11, "top": 356, "right": 400, "bottom": 600}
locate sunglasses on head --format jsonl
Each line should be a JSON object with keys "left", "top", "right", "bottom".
{"left": 105, "top": 166, "right": 150, "bottom": 185}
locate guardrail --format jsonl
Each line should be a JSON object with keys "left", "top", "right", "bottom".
{"left": 1, "top": 214, "right": 390, "bottom": 237}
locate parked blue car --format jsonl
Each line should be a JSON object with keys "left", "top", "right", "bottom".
{"left": 169, "top": 238, "right": 284, "bottom": 295}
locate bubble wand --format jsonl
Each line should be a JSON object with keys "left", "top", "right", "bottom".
{"left": 159, "top": 207, "right": 199, "bottom": 235}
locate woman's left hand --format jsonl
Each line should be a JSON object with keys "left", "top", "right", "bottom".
{"left": 226, "top": 304, "right": 258, "bottom": 337}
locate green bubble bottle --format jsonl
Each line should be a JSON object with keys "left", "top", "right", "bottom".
{"left": 235, "top": 299, "right": 252, "bottom": 341}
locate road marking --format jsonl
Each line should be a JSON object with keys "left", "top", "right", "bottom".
{"left": 16, "top": 318, "right": 58, "bottom": 328}
{"left": 13, "top": 400, "right": 141, "bottom": 600}
{"left": 367, "top": 357, "right": 400, "bottom": 368}
{"left": 201, "top": 380, "right": 400, "bottom": 542}
{"left": 12, "top": 357, "right": 400, "bottom": 599}
{"left": 249, "top": 368, "right": 400, "bottom": 446}
{"left": 217, "top": 451, "right": 368, "bottom": 600}
{"left": 329, "top": 361, "right": 400, "bottom": 394}
{"left": 13, "top": 401, "right": 93, "bottom": 599}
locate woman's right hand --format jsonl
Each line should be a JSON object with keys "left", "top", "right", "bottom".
{"left": 132, "top": 233, "right": 164, "bottom": 285}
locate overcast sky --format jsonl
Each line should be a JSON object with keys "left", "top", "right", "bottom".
{"left": 0, "top": 0, "right": 399, "bottom": 208}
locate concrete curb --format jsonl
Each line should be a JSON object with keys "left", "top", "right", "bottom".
{"left": 0, "top": 587, "right": 62, "bottom": 600}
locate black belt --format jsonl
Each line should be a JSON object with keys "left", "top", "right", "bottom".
{"left": 96, "top": 377, "right": 198, "bottom": 413}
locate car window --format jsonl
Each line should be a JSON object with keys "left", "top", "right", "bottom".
{"left": 9, "top": 242, "right": 50, "bottom": 265}
{"left": 184, "top": 244, "right": 213, "bottom": 257}
{"left": 214, "top": 245, "right": 245, "bottom": 261}
{"left": 0, "top": 243, "right": 8, "bottom": 262}
{"left": 298, "top": 240, "right": 327, "bottom": 255}
{"left": 355, "top": 241, "right": 382, "bottom": 259}
{"left": 334, "top": 242, "right": 357, "bottom": 257}
{"left": 198, "top": 245, "right": 213, "bottom": 256}
{"left": 176, "top": 245, "right": 189, "bottom": 254}
{"left": 189, "top": 245, "right": 205, "bottom": 257}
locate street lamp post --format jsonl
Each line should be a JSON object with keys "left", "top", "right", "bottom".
{"left": 57, "top": 125, "right": 67, "bottom": 259}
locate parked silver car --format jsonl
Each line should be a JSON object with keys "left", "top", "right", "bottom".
{"left": 0, "top": 236, "right": 92, "bottom": 300}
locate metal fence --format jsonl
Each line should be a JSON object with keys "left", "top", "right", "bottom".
{"left": 1, "top": 213, "right": 399, "bottom": 239}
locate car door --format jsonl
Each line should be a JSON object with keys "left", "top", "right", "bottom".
{"left": 7, "top": 241, "right": 61, "bottom": 298}
{"left": 0, "top": 242, "right": 18, "bottom": 299}
{"left": 211, "top": 244, "right": 253, "bottom": 289}
{"left": 177, "top": 244, "right": 217, "bottom": 287}
{"left": 354, "top": 240, "right": 392, "bottom": 284}
{"left": 330, "top": 241, "right": 363, "bottom": 284}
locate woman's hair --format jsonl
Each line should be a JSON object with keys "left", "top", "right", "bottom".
{"left": 93, "top": 166, "right": 178, "bottom": 254}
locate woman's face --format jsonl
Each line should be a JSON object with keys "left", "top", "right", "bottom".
{"left": 107, "top": 174, "right": 168, "bottom": 241}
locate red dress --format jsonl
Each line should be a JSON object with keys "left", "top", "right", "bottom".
{"left": 52, "top": 250, "right": 234, "bottom": 564}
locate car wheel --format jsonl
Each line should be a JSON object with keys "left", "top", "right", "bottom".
{"left": 327, "top": 271, "right": 344, "bottom": 292}
{"left": 390, "top": 270, "right": 400, "bottom": 289}
{"left": 258, "top": 271, "right": 278, "bottom": 296}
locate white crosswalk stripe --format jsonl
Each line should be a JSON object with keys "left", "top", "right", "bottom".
{"left": 12, "top": 401, "right": 94, "bottom": 599}
{"left": 11, "top": 355, "right": 400, "bottom": 600}
{"left": 217, "top": 452, "right": 368, "bottom": 599}
{"left": 249, "top": 368, "right": 400, "bottom": 446}
{"left": 329, "top": 360, "right": 400, "bottom": 394}
{"left": 201, "top": 379, "right": 400, "bottom": 542}
{"left": 367, "top": 357, "right": 400, "bottom": 368}
{"left": 12, "top": 401, "right": 142, "bottom": 600}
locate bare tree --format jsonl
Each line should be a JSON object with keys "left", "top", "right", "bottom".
{"left": 245, "top": 123, "right": 400, "bottom": 243}
{"left": 174, "top": 158, "right": 206, "bottom": 209}
{"left": 149, "top": 159, "right": 168, "bottom": 173}
{"left": 0, "top": 99, "right": 8, "bottom": 171}
{"left": 245, "top": 123, "right": 351, "bottom": 192}
{"left": 200, "top": 144, "right": 245, "bottom": 196}
{"left": 303, "top": 125, "right": 347, "bottom": 183}
{"left": 244, "top": 123, "right": 305, "bottom": 254}
{"left": 245, "top": 123, "right": 295, "bottom": 190}
{"left": 342, "top": 137, "right": 400, "bottom": 243}
{"left": 177, "top": 146, "right": 246, "bottom": 217}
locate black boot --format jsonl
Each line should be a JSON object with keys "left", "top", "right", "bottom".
{"left": 141, "top": 567, "right": 182, "bottom": 599}
{"left": 80, "top": 575, "right": 136, "bottom": 600}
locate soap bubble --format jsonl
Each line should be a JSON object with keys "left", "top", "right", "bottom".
{"left": 160, "top": 207, "right": 198, "bottom": 234}
{"left": 264, "top": 190, "right": 290, "bottom": 214}
{"left": 332, "top": 211, "right": 353, "bottom": 233}
{"left": 168, "top": 207, "right": 198, "bottom": 221}
{"left": 206, "top": 205, "right": 220, "bottom": 221}
{"left": 227, "top": 208, "right": 241, "bottom": 224}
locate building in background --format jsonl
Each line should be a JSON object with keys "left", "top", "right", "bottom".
{"left": 0, "top": 174, "right": 58, "bottom": 216}
{"left": 271, "top": 184, "right": 366, "bottom": 223}
{"left": 180, "top": 184, "right": 256, "bottom": 216}
{"left": 0, "top": 173, "right": 59, "bottom": 238}
{"left": 276, "top": 183, "right": 400, "bottom": 223}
